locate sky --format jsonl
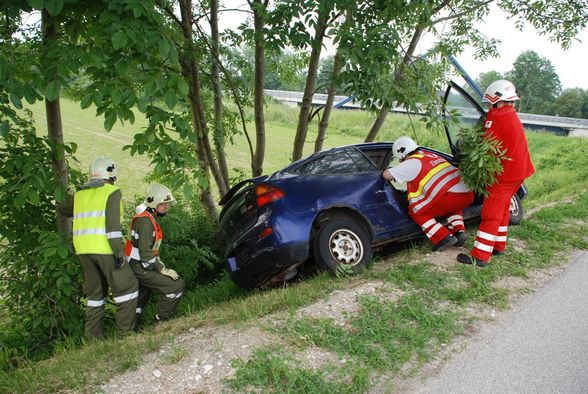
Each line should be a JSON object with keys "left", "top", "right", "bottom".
{"left": 219, "top": 3, "right": 588, "bottom": 91}
{"left": 451, "top": 7, "right": 588, "bottom": 90}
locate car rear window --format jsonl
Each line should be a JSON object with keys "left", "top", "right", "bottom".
{"left": 291, "top": 148, "right": 375, "bottom": 175}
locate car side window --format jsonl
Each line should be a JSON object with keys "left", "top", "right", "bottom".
{"left": 294, "top": 148, "right": 375, "bottom": 175}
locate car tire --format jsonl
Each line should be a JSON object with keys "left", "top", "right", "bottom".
{"left": 509, "top": 193, "right": 524, "bottom": 225}
{"left": 313, "top": 215, "right": 372, "bottom": 275}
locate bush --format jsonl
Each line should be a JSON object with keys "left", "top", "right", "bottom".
{"left": 0, "top": 116, "right": 85, "bottom": 370}
{"left": 158, "top": 198, "right": 224, "bottom": 287}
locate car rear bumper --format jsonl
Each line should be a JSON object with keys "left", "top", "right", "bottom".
{"left": 226, "top": 240, "right": 309, "bottom": 288}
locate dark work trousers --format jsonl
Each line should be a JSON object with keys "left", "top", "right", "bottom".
{"left": 129, "top": 260, "right": 185, "bottom": 321}
{"left": 79, "top": 254, "right": 138, "bottom": 339}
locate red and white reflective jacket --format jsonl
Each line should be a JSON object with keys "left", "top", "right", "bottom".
{"left": 484, "top": 105, "right": 535, "bottom": 183}
{"left": 406, "top": 151, "right": 461, "bottom": 214}
{"left": 124, "top": 210, "right": 163, "bottom": 262}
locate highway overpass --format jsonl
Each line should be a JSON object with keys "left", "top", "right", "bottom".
{"left": 266, "top": 89, "right": 588, "bottom": 137}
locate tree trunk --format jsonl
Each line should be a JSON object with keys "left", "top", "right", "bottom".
{"left": 42, "top": 10, "right": 70, "bottom": 234}
{"left": 365, "top": 26, "right": 424, "bottom": 142}
{"left": 251, "top": 0, "right": 267, "bottom": 177}
{"left": 292, "top": 5, "right": 331, "bottom": 162}
{"left": 178, "top": 0, "right": 218, "bottom": 221}
{"left": 209, "top": 0, "right": 230, "bottom": 195}
{"left": 315, "top": 50, "right": 342, "bottom": 152}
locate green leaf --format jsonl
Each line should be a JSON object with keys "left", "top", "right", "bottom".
{"left": 44, "top": 247, "right": 57, "bottom": 258}
{"left": 45, "top": 0, "right": 64, "bottom": 16}
{"left": 29, "top": 189, "right": 40, "bottom": 205}
{"left": 45, "top": 81, "right": 59, "bottom": 101}
{"left": 111, "top": 31, "right": 127, "bottom": 49}
{"left": 104, "top": 109, "right": 117, "bottom": 131}
{"left": 27, "top": 0, "right": 44, "bottom": 9}
{"left": 183, "top": 183, "right": 193, "bottom": 200}
{"left": 114, "top": 61, "right": 129, "bottom": 76}
{"left": 0, "top": 121, "right": 8, "bottom": 138}
{"left": 55, "top": 184, "right": 66, "bottom": 202}
{"left": 155, "top": 161, "right": 166, "bottom": 175}
{"left": 111, "top": 88, "right": 121, "bottom": 106}
{"left": 9, "top": 93, "right": 22, "bottom": 109}
{"left": 80, "top": 93, "right": 93, "bottom": 109}
{"left": 0, "top": 55, "right": 8, "bottom": 81}
{"left": 165, "top": 91, "right": 177, "bottom": 109}
{"left": 137, "top": 97, "right": 147, "bottom": 113}
{"left": 159, "top": 39, "right": 170, "bottom": 58}
{"left": 57, "top": 245, "right": 69, "bottom": 259}
{"left": 177, "top": 80, "right": 189, "bottom": 97}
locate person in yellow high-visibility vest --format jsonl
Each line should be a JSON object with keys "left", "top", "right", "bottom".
{"left": 59, "top": 157, "right": 138, "bottom": 339}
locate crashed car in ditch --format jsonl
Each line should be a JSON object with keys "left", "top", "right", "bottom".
{"left": 218, "top": 82, "right": 527, "bottom": 288}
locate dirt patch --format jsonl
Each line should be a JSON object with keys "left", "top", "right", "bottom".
{"left": 101, "top": 325, "right": 278, "bottom": 394}
{"left": 295, "top": 280, "right": 388, "bottom": 325}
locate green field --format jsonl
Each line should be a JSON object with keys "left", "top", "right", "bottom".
{"left": 25, "top": 98, "right": 439, "bottom": 202}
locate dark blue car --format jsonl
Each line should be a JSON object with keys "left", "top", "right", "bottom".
{"left": 218, "top": 83, "right": 526, "bottom": 288}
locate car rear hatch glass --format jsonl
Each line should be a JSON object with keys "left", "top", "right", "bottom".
{"left": 219, "top": 184, "right": 258, "bottom": 244}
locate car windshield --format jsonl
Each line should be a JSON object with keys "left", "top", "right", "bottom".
{"left": 289, "top": 147, "right": 376, "bottom": 175}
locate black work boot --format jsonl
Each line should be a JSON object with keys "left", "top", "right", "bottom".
{"left": 457, "top": 253, "right": 488, "bottom": 267}
{"left": 454, "top": 231, "right": 467, "bottom": 246}
{"left": 432, "top": 234, "right": 458, "bottom": 252}
{"left": 492, "top": 250, "right": 505, "bottom": 256}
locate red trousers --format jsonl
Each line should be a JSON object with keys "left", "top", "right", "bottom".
{"left": 409, "top": 192, "right": 474, "bottom": 245}
{"left": 471, "top": 180, "right": 523, "bottom": 262}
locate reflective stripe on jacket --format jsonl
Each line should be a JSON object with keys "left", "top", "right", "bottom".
{"left": 406, "top": 151, "right": 460, "bottom": 214}
{"left": 124, "top": 210, "right": 163, "bottom": 262}
{"left": 73, "top": 183, "right": 122, "bottom": 254}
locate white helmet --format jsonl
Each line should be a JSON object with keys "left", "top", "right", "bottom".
{"left": 483, "top": 79, "right": 520, "bottom": 105}
{"left": 145, "top": 183, "right": 176, "bottom": 209}
{"left": 89, "top": 156, "right": 116, "bottom": 181}
{"left": 392, "top": 136, "right": 419, "bottom": 160}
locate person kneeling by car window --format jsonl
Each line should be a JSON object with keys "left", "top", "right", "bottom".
{"left": 125, "top": 183, "right": 185, "bottom": 329}
{"left": 383, "top": 136, "right": 474, "bottom": 252}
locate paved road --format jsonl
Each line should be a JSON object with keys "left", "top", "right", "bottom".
{"left": 413, "top": 250, "right": 588, "bottom": 394}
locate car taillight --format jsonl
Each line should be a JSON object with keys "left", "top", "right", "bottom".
{"left": 255, "top": 184, "right": 285, "bottom": 208}
{"left": 259, "top": 227, "right": 273, "bottom": 240}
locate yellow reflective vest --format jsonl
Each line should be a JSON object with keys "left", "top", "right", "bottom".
{"left": 73, "top": 183, "right": 123, "bottom": 254}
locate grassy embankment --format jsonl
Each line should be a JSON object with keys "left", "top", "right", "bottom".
{"left": 2, "top": 98, "right": 587, "bottom": 393}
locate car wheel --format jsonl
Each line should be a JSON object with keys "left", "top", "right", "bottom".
{"left": 313, "top": 215, "right": 372, "bottom": 275}
{"left": 509, "top": 194, "right": 524, "bottom": 225}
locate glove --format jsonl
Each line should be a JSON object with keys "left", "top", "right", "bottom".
{"left": 160, "top": 267, "right": 179, "bottom": 280}
{"left": 114, "top": 257, "right": 124, "bottom": 269}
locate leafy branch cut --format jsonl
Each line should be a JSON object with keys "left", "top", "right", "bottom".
{"left": 457, "top": 124, "right": 506, "bottom": 196}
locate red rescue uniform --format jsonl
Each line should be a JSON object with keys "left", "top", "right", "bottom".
{"left": 392, "top": 150, "right": 474, "bottom": 246}
{"left": 471, "top": 105, "right": 535, "bottom": 262}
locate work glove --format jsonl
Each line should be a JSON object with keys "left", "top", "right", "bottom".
{"left": 160, "top": 267, "right": 179, "bottom": 280}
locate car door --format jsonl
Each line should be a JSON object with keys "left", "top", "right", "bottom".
{"left": 355, "top": 145, "right": 422, "bottom": 244}
{"left": 442, "top": 81, "right": 486, "bottom": 160}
